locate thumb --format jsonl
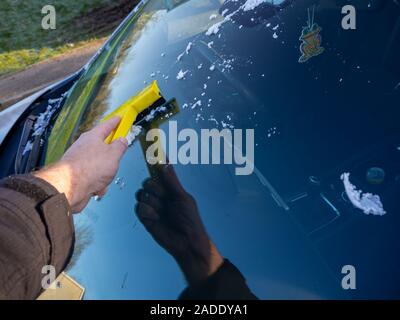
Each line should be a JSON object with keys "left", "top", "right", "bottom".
{"left": 93, "top": 116, "right": 121, "bottom": 140}
{"left": 110, "top": 137, "right": 129, "bottom": 161}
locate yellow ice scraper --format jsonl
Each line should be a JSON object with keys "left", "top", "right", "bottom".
{"left": 101, "top": 80, "right": 163, "bottom": 144}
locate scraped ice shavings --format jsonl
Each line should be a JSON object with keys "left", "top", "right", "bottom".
{"left": 23, "top": 91, "right": 69, "bottom": 156}
{"left": 22, "top": 141, "right": 33, "bottom": 156}
{"left": 221, "top": 121, "right": 234, "bottom": 129}
{"left": 341, "top": 172, "right": 386, "bottom": 216}
{"left": 176, "top": 69, "right": 188, "bottom": 80}
{"left": 191, "top": 100, "right": 202, "bottom": 109}
{"left": 144, "top": 105, "right": 167, "bottom": 122}
{"left": 208, "top": 116, "right": 219, "bottom": 126}
{"left": 195, "top": 113, "right": 204, "bottom": 122}
{"left": 185, "top": 42, "right": 193, "bottom": 54}
{"left": 125, "top": 104, "right": 169, "bottom": 146}
{"left": 115, "top": 177, "right": 126, "bottom": 190}
{"left": 177, "top": 41, "right": 194, "bottom": 61}
{"left": 177, "top": 52, "right": 184, "bottom": 61}
{"left": 33, "top": 93, "right": 68, "bottom": 137}
{"left": 126, "top": 126, "right": 142, "bottom": 146}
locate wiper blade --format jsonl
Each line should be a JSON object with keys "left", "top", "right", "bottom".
{"left": 15, "top": 115, "right": 36, "bottom": 174}
{"left": 25, "top": 133, "right": 42, "bottom": 173}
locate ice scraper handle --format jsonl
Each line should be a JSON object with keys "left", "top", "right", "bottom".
{"left": 101, "top": 81, "right": 163, "bottom": 144}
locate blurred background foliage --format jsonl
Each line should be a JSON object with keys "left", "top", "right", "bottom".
{"left": 0, "top": 0, "right": 137, "bottom": 75}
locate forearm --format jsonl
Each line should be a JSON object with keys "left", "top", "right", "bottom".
{"left": 0, "top": 174, "right": 74, "bottom": 299}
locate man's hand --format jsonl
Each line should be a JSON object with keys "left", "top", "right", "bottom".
{"left": 34, "top": 117, "right": 128, "bottom": 213}
{"left": 135, "top": 164, "right": 223, "bottom": 285}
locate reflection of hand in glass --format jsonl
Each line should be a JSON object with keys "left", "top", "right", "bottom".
{"left": 135, "top": 164, "right": 223, "bottom": 285}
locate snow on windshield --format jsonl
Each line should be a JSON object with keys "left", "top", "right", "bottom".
{"left": 206, "top": 0, "right": 281, "bottom": 36}
{"left": 33, "top": 93, "right": 68, "bottom": 137}
{"left": 341, "top": 172, "right": 386, "bottom": 216}
{"left": 23, "top": 91, "right": 69, "bottom": 155}
{"left": 126, "top": 125, "right": 143, "bottom": 146}
{"left": 122, "top": 0, "right": 286, "bottom": 146}
{"left": 159, "top": 0, "right": 284, "bottom": 131}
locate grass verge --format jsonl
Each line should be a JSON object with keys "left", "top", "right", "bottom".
{"left": 0, "top": 0, "right": 135, "bottom": 75}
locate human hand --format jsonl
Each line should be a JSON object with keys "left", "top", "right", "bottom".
{"left": 34, "top": 117, "right": 128, "bottom": 213}
{"left": 135, "top": 164, "right": 223, "bottom": 285}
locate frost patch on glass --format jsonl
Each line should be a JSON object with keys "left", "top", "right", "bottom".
{"left": 341, "top": 172, "right": 386, "bottom": 216}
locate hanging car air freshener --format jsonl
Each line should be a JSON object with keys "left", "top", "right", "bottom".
{"left": 298, "top": 6, "right": 324, "bottom": 63}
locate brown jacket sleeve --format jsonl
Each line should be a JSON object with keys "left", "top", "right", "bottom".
{"left": 179, "top": 259, "right": 258, "bottom": 300}
{"left": 0, "top": 174, "right": 74, "bottom": 300}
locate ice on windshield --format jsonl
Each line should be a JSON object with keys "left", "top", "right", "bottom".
{"left": 114, "top": 177, "right": 126, "bottom": 189}
{"left": 176, "top": 69, "right": 189, "bottom": 80}
{"left": 164, "top": 0, "right": 284, "bottom": 131}
{"left": 33, "top": 93, "right": 68, "bottom": 137}
{"left": 206, "top": 0, "right": 282, "bottom": 36}
{"left": 22, "top": 91, "right": 69, "bottom": 156}
{"left": 341, "top": 172, "right": 386, "bottom": 216}
{"left": 22, "top": 141, "right": 33, "bottom": 156}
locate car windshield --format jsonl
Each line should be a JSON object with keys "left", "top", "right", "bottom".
{"left": 46, "top": 0, "right": 400, "bottom": 299}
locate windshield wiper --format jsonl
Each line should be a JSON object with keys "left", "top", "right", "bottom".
{"left": 15, "top": 115, "right": 45, "bottom": 175}
{"left": 24, "top": 132, "right": 43, "bottom": 173}
{"left": 15, "top": 115, "right": 37, "bottom": 174}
